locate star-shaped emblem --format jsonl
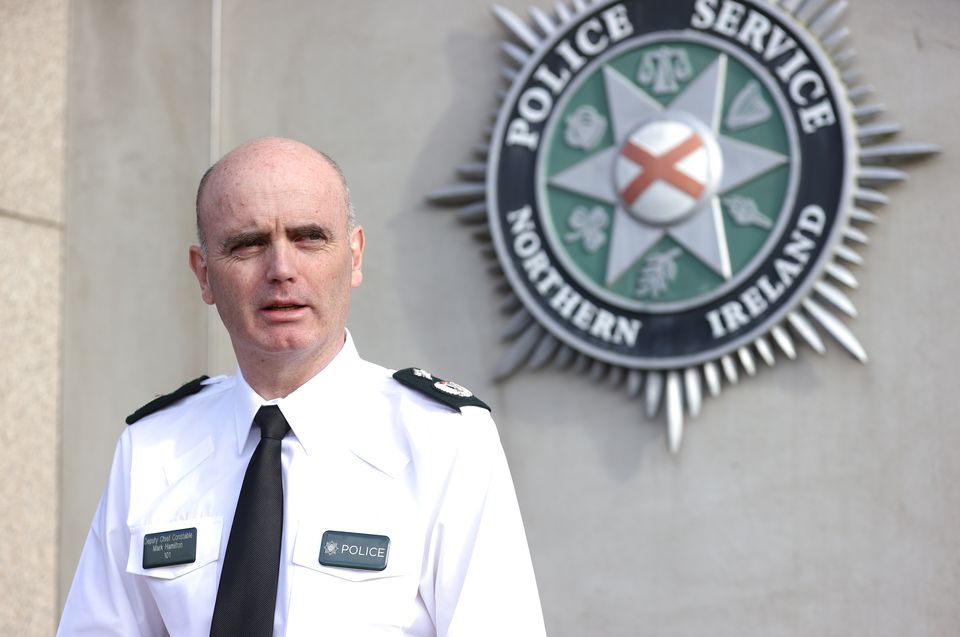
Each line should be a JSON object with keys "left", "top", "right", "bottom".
{"left": 548, "top": 54, "right": 788, "bottom": 288}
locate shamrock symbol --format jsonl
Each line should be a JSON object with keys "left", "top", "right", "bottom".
{"left": 565, "top": 205, "right": 610, "bottom": 254}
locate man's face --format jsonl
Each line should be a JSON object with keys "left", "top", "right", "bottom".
{"left": 189, "top": 141, "right": 364, "bottom": 373}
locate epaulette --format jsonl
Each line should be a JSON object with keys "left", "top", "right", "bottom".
{"left": 392, "top": 368, "right": 490, "bottom": 413}
{"left": 126, "top": 375, "right": 210, "bottom": 425}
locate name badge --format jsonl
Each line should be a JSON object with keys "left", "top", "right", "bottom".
{"left": 318, "top": 530, "right": 390, "bottom": 571}
{"left": 142, "top": 527, "right": 198, "bottom": 569}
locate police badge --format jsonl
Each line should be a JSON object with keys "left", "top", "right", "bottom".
{"left": 429, "top": 0, "right": 936, "bottom": 451}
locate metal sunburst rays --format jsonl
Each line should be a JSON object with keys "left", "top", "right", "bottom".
{"left": 427, "top": 0, "right": 938, "bottom": 452}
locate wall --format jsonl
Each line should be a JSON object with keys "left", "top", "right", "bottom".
{"left": 58, "top": 1, "right": 959, "bottom": 635}
{"left": 60, "top": 5, "right": 212, "bottom": 614}
{"left": 0, "top": 1, "right": 66, "bottom": 634}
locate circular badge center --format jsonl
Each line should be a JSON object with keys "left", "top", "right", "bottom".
{"left": 614, "top": 114, "right": 722, "bottom": 227}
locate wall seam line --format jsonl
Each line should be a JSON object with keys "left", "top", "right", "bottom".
{"left": 0, "top": 208, "right": 64, "bottom": 230}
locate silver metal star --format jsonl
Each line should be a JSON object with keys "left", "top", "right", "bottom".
{"left": 548, "top": 54, "right": 788, "bottom": 287}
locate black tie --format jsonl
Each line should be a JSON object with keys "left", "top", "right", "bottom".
{"left": 210, "top": 405, "right": 290, "bottom": 636}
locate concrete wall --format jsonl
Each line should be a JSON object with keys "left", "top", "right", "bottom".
{"left": 0, "top": 1, "right": 66, "bottom": 634}
{"left": 55, "top": 1, "right": 959, "bottom": 635}
{"left": 60, "top": 1, "right": 212, "bottom": 611}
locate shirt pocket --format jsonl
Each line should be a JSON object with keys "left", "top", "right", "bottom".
{"left": 125, "top": 516, "right": 224, "bottom": 635}
{"left": 126, "top": 516, "right": 223, "bottom": 580}
{"left": 288, "top": 517, "right": 424, "bottom": 630}
{"left": 292, "top": 516, "right": 418, "bottom": 580}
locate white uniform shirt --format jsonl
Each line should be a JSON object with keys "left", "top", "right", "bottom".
{"left": 58, "top": 335, "right": 545, "bottom": 636}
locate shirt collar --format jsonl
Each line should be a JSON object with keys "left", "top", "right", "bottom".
{"left": 231, "top": 331, "right": 361, "bottom": 456}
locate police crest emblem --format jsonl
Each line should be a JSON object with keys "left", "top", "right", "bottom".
{"left": 429, "top": 0, "right": 936, "bottom": 451}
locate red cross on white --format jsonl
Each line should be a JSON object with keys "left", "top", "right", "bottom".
{"left": 619, "top": 133, "right": 707, "bottom": 204}
{"left": 613, "top": 120, "right": 714, "bottom": 227}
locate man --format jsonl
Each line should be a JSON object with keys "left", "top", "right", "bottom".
{"left": 58, "top": 137, "right": 545, "bottom": 636}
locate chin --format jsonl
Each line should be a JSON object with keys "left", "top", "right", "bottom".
{"left": 257, "top": 338, "right": 317, "bottom": 355}
{"left": 257, "top": 332, "right": 334, "bottom": 356}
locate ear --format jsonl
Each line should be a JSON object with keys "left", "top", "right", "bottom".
{"left": 188, "top": 245, "right": 216, "bottom": 305}
{"left": 349, "top": 225, "right": 365, "bottom": 288}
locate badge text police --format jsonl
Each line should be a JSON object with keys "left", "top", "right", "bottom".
{"left": 506, "top": 4, "right": 634, "bottom": 151}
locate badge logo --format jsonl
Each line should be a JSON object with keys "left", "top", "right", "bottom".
{"left": 429, "top": 0, "right": 936, "bottom": 451}
{"left": 434, "top": 379, "right": 475, "bottom": 398}
{"left": 410, "top": 368, "right": 476, "bottom": 397}
{"left": 318, "top": 530, "right": 390, "bottom": 571}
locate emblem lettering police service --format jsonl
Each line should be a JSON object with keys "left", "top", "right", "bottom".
{"left": 428, "top": 0, "right": 936, "bottom": 451}
{"left": 318, "top": 530, "right": 390, "bottom": 571}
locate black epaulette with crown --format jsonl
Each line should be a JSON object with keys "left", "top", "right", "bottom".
{"left": 392, "top": 368, "right": 490, "bottom": 413}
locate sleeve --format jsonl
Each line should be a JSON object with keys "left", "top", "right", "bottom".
{"left": 57, "top": 430, "right": 166, "bottom": 636}
{"left": 428, "top": 409, "right": 546, "bottom": 637}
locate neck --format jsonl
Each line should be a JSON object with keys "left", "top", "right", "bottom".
{"left": 236, "top": 333, "right": 346, "bottom": 399}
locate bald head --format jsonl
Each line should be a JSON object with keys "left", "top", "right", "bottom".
{"left": 195, "top": 137, "right": 355, "bottom": 250}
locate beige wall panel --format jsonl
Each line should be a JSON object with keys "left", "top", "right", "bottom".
{"left": 58, "top": 0, "right": 959, "bottom": 634}
{"left": 0, "top": 0, "right": 66, "bottom": 634}
{"left": 217, "top": 1, "right": 959, "bottom": 635}
{"left": 0, "top": 218, "right": 61, "bottom": 635}
{"left": 60, "top": 0, "right": 212, "bottom": 604}
{"left": 512, "top": 2, "right": 960, "bottom": 635}
{"left": 0, "top": 0, "right": 67, "bottom": 223}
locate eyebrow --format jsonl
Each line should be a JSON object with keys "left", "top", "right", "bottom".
{"left": 217, "top": 223, "right": 332, "bottom": 254}
{"left": 286, "top": 223, "right": 330, "bottom": 241}
{"left": 218, "top": 230, "right": 268, "bottom": 254}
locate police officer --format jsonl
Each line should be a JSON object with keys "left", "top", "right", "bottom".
{"left": 58, "top": 137, "right": 546, "bottom": 636}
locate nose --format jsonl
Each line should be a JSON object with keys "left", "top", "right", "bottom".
{"left": 266, "top": 240, "right": 297, "bottom": 283}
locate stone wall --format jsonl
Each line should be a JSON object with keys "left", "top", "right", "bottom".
{"left": 0, "top": 1, "right": 66, "bottom": 634}
{"left": 55, "top": 1, "right": 960, "bottom": 634}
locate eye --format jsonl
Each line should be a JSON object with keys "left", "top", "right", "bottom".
{"left": 236, "top": 240, "right": 265, "bottom": 253}
{"left": 292, "top": 226, "right": 330, "bottom": 245}
{"left": 223, "top": 234, "right": 269, "bottom": 258}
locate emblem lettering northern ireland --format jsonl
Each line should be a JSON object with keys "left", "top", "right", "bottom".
{"left": 429, "top": 0, "right": 937, "bottom": 451}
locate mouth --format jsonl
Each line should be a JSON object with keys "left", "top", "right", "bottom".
{"left": 260, "top": 300, "right": 310, "bottom": 321}
{"left": 263, "top": 303, "right": 306, "bottom": 311}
